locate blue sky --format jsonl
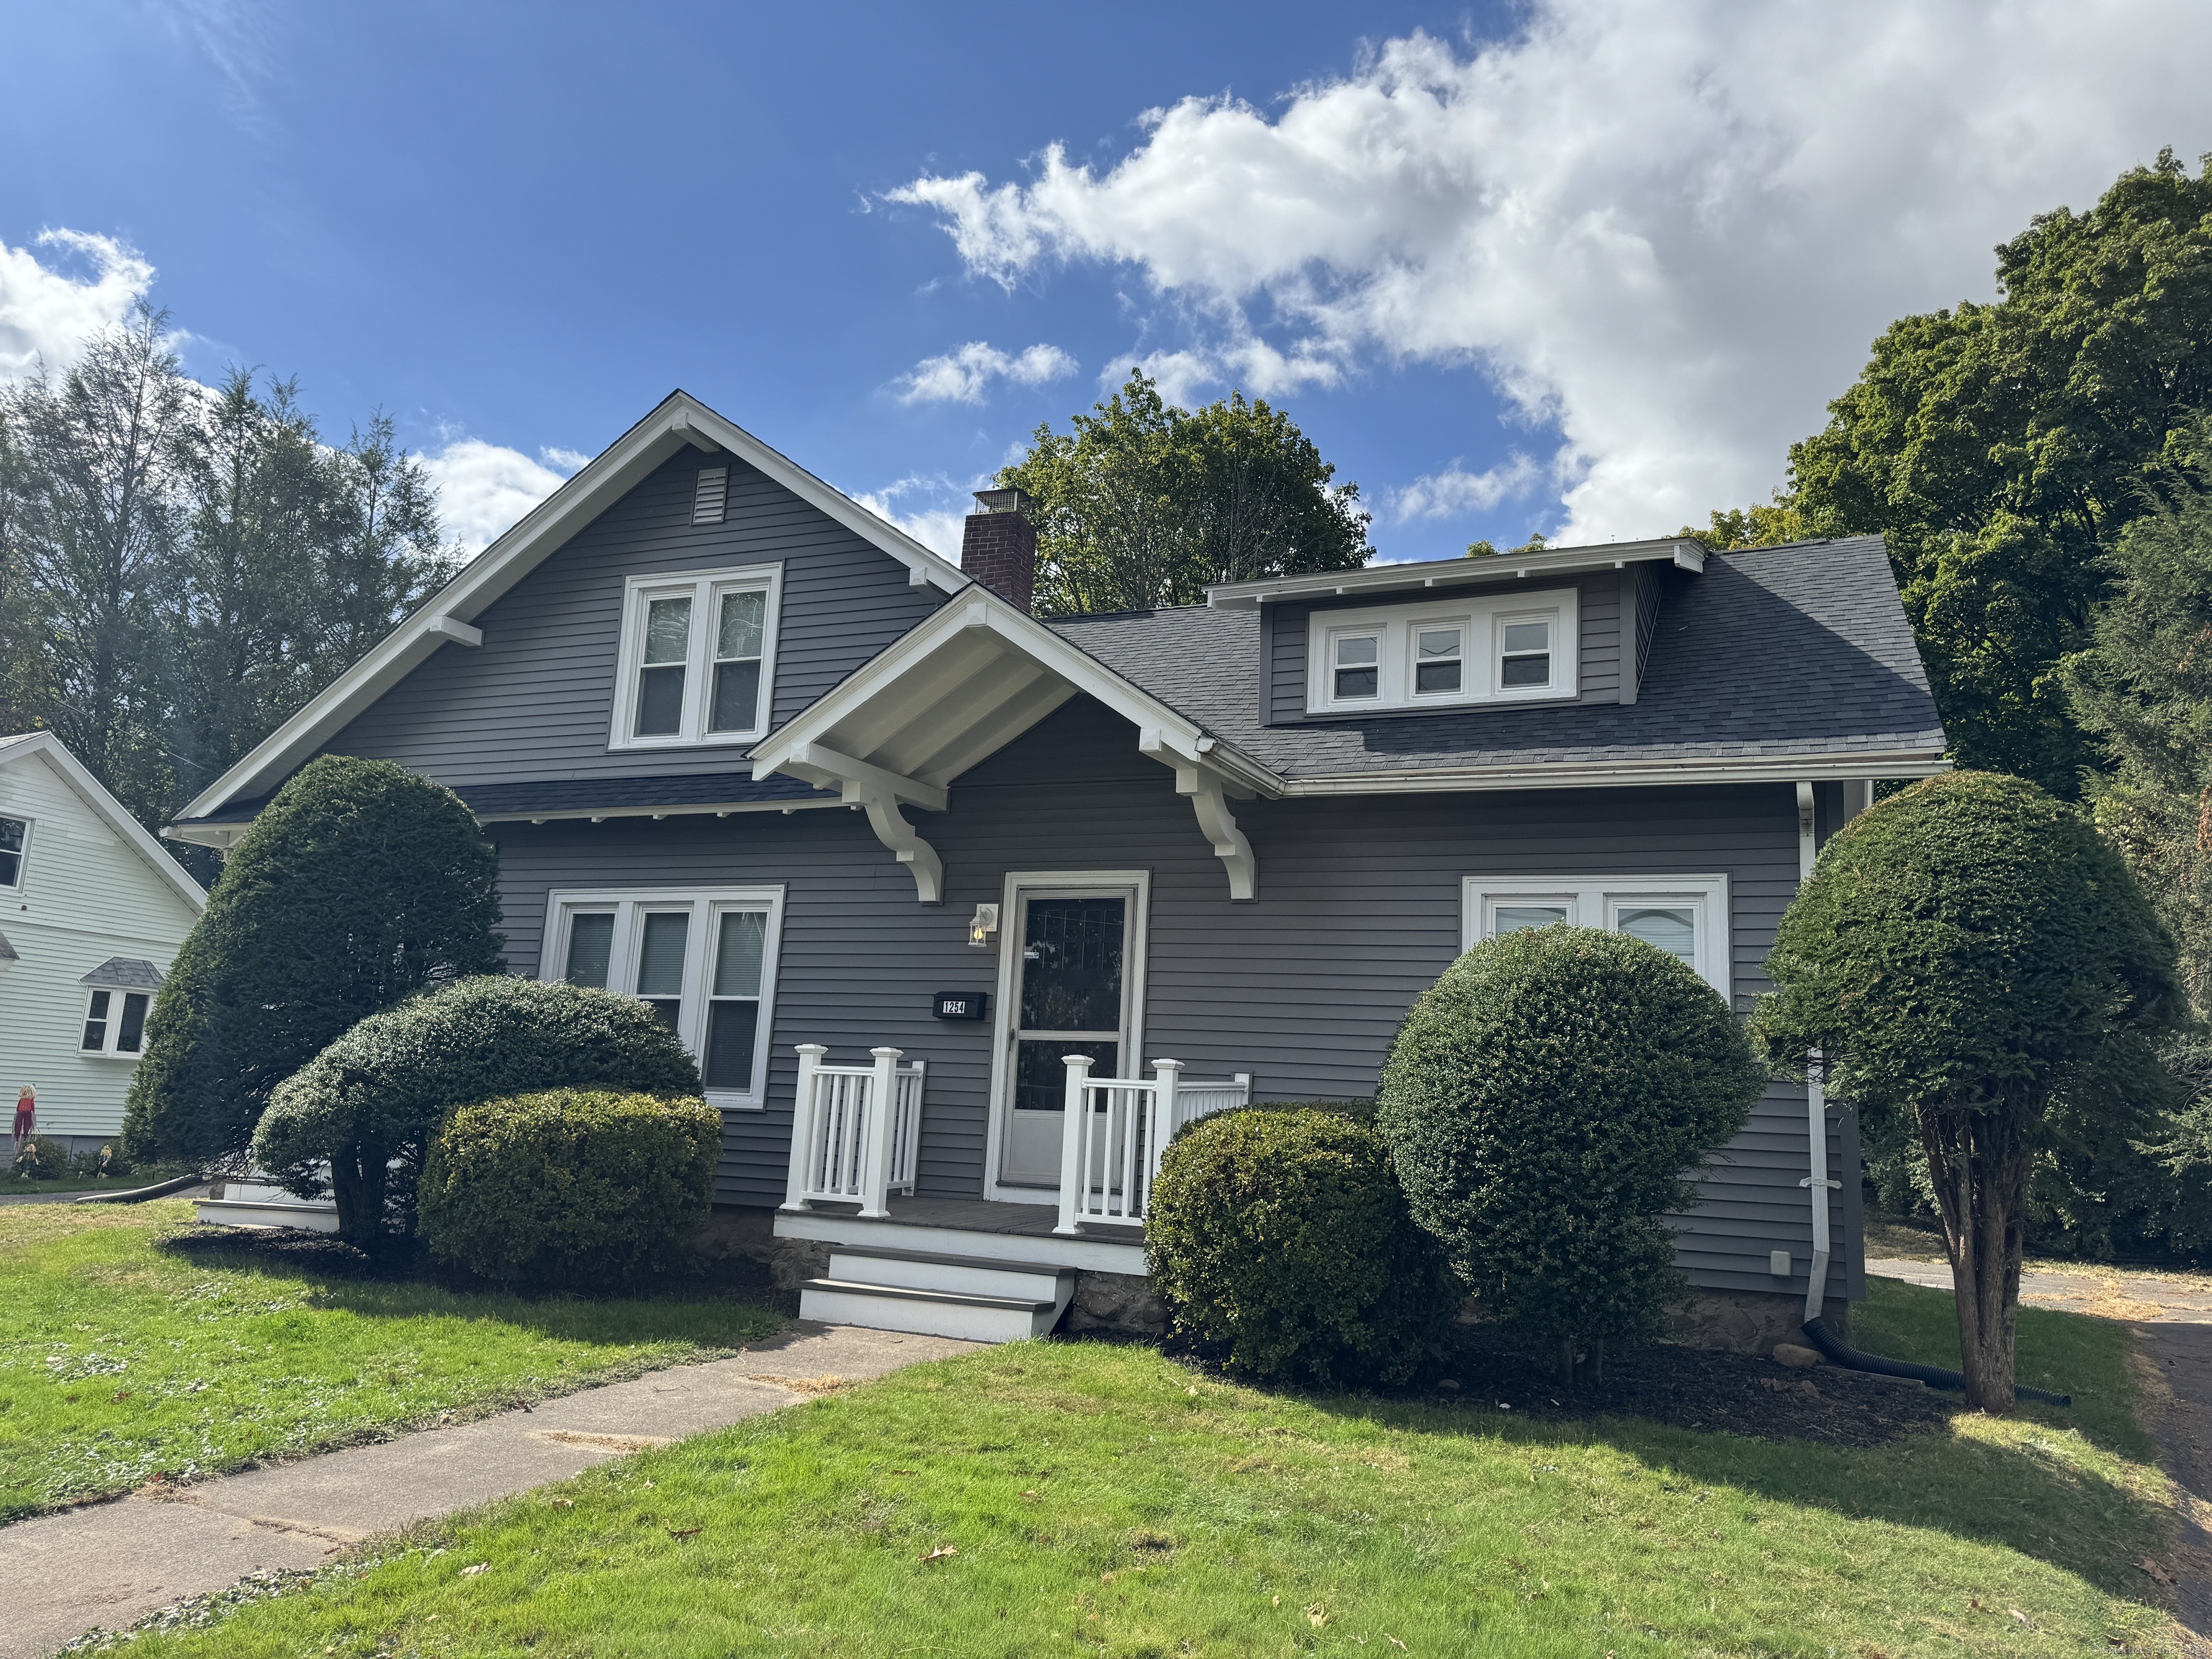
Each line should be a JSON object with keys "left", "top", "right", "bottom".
{"left": 4, "top": 2, "right": 2208, "bottom": 563}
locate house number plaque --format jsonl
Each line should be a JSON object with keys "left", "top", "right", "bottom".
{"left": 932, "top": 992, "right": 989, "bottom": 1021}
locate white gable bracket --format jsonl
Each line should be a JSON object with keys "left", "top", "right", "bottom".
{"left": 763, "top": 741, "right": 945, "bottom": 902}
{"left": 428, "top": 616, "right": 482, "bottom": 648}
{"left": 1138, "top": 729, "right": 1257, "bottom": 902}
{"left": 852, "top": 789, "right": 944, "bottom": 903}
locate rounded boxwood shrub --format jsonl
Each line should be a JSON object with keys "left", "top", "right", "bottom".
{"left": 1377, "top": 926, "right": 1763, "bottom": 1375}
{"left": 253, "top": 976, "right": 701, "bottom": 1242}
{"left": 1145, "top": 1107, "right": 1458, "bottom": 1389}
{"left": 418, "top": 1089, "right": 720, "bottom": 1289}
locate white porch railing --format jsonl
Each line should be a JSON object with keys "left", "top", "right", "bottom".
{"left": 779, "top": 1045, "right": 926, "bottom": 1219}
{"left": 1054, "top": 1056, "right": 1252, "bottom": 1235}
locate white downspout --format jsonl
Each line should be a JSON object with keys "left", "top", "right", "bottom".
{"left": 1795, "top": 781, "right": 1837, "bottom": 1323}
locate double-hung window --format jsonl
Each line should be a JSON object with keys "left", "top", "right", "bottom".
{"left": 1461, "top": 874, "right": 1731, "bottom": 999}
{"left": 78, "top": 959, "right": 161, "bottom": 1058}
{"left": 541, "top": 887, "right": 785, "bottom": 1110}
{"left": 0, "top": 813, "right": 28, "bottom": 890}
{"left": 609, "top": 565, "right": 781, "bottom": 750}
{"left": 1308, "top": 588, "right": 1578, "bottom": 713}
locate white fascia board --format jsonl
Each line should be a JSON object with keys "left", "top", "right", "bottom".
{"left": 752, "top": 591, "right": 1284, "bottom": 799}
{"left": 1277, "top": 751, "right": 1950, "bottom": 796}
{"left": 176, "top": 391, "right": 970, "bottom": 824}
{"left": 1205, "top": 537, "right": 1706, "bottom": 609}
{"left": 1, "top": 734, "right": 207, "bottom": 910}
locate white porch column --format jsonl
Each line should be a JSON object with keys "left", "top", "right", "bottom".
{"left": 1148, "top": 1058, "right": 1184, "bottom": 1197}
{"left": 1054, "top": 1053, "right": 1094, "bottom": 1236}
{"left": 857, "top": 1046, "right": 903, "bottom": 1219}
{"left": 781, "top": 1044, "right": 827, "bottom": 1213}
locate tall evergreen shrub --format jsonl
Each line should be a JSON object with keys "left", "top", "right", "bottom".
{"left": 125, "top": 755, "right": 503, "bottom": 1167}
{"left": 1377, "top": 927, "right": 1762, "bottom": 1377}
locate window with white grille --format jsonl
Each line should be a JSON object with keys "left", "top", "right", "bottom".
{"left": 608, "top": 564, "right": 781, "bottom": 749}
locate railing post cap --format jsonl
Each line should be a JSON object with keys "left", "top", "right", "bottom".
{"left": 1152, "top": 1057, "right": 1185, "bottom": 1072}
{"left": 869, "top": 1046, "right": 904, "bottom": 1059}
{"left": 1062, "top": 1053, "right": 1094, "bottom": 1069}
{"left": 794, "top": 1043, "right": 829, "bottom": 1057}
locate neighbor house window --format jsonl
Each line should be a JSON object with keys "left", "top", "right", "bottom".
{"left": 1308, "top": 588, "right": 1578, "bottom": 713}
{"left": 1461, "top": 875, "right": 1730, "bottom": 998}
{"left": 77, "top": 958, "right": 163, "bottom": 1058}
{"left": 541, "top": 886, "right": 785, "bottom": 1108}
{"left": 608, "top": 565, "right": 781, "bottom": 750}
{"left": 0, "top": 814, "right": 27, "bottom": 890}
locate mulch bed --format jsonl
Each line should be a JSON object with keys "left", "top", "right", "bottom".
{"left": 1437, "top": 1326, "right": 1958, "bottom": 1447}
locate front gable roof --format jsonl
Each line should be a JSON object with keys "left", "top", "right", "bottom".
{"left": 0, "top": 733, "right": 207, "bottom": 911}
{"left": 172, "top": 392, "right": 973, "bottom": 827}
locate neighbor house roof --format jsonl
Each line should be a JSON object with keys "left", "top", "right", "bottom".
{"left": 80, "top": 957, "right": 166, "bottom": 991}
{"left": 1051, "top": 536, "right": 1946, "bottom": 791}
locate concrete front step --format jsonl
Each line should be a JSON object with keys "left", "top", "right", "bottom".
{"left": 825, "top": 1244, "right": 1069, "bottom": 1303}
{"left": 194, "top": 1196, "right": 341, "bottom": 1233}
{"left": 800, "top": 1244, "right": 1077, "bottom": 1341}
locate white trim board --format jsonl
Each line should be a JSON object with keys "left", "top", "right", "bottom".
{"left": 981, "top": 870, "right": 1152, "bottom": 1205}
{"left": 171, "top": 390, "right": 972, "bottom": 825}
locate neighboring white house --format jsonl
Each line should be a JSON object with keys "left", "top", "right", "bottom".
{"left": 0, "top": 734, "right": 207, "bottom": 1152}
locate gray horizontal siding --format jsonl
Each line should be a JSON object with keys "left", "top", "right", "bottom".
{"left": 487, "top": 694, "right": 1856, "bottom": 1304}
{"left": 327, "top": 450, "right": 943, "bottom": 786}
{"left": 1266, "top": 570, "right": 1627, "bottom": 725}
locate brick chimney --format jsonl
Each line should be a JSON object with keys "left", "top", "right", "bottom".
{"left": 960, "top": 487, "right": 1037, "bottom": 613}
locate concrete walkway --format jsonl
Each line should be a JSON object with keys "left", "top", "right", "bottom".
{"left": 0, "top": 1320, "right": 974, "bottom": 1658}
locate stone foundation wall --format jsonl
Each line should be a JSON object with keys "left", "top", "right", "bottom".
{"left": 699, "top": 1207, "right": 828, "bottom": 1289}
{"left": 1066, "top": 1270, "right": 1167, "bottom": 1338}
{"left": 1667, "top": 1290, "right": 1850, "bottom": 1354}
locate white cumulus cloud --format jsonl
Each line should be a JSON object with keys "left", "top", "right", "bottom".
{"left": 896, "top": 340, "right": 1076, "bottom": 404}
{"left": 888, "top": 3, "right": 2212, "bottom": 540}
{"left": 421, "top": 439, "right": 582, "bottom": 552}
{"left": 1390, "top": 454, "right": 1545, "bottom": 523}
{"left": 853, "top": 473, "right": 976, "bottom": 555}
{"left": 0, "top": 230, "right": 158, "bottom": 382}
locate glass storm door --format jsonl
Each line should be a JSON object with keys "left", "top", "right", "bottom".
{"left": 998, "top": 890, "right": 1133, "bottom": 1187}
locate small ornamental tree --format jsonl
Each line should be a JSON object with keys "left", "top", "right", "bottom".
{"left": 255, "top": 976, "right": 701, "bottom": 1244}
{"left": 1755, "top": 771, "right": 2185, "bottom": 1411}
{"left": 1377, "top": 927, "right": 1763, "bottom": 1380}
{"left": 125, "top": 755, "right": 504, "bottom": 1166}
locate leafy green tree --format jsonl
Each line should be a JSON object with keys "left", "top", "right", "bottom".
{"left": 1755, "top": 772, "right": 2184, "bottom": 1409}
{"left": 124, "top": 755, "right": 505, "bottom": 1169}
{"left": 1787, "top": 150, "right": 2212, "bottom": 795}
{"left": 0, "top": 305, "right": 194, "bottom": 824}
{"left": 1377, "top": 927, "right": 1763, "bottom": 1382}
{"left": 997, "top": 370, "right": 1368, "bottom": 615}
{"left": 1673, "top": 496, "right": 1809, "bottom": 551}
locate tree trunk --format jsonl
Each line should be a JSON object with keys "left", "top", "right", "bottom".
{"left": 328, "top": 1135, "right": 388, "bottom": 1250}
{"left": 1917, "top": 1102, "right": 2029, "bottom": 1412}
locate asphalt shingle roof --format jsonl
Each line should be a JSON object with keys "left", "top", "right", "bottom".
{"left": 181, "top": 770, "right": 832, "bottom": 827}
{"left": 1049, "top": 536, "right": 1943, "bottom": 777}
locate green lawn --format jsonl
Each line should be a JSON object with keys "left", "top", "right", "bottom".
{"left": 0, "top": 1201, "right": 782, "bottom": 1520}
{"left": 76, "top": 1277, "right": 2183, "bottom": 1658}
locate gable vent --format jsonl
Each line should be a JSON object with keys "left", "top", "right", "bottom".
{"left": 693, "top": 465, "right": 729, "bottom": 526}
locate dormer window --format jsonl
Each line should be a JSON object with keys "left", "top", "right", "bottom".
{"left": 609, "top": 565, "right": 782, "bottom": 750}
{"left": 78, "top": 958, "right": 163, "bottom": 1058}
{"left": 1307, "top": 588, "right": 1577, "bottom": 714}
{"left": 0, "top": 814, "right": 26, "bottom": 890}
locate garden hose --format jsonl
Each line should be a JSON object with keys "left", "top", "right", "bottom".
{"left": 1799, "top": 1316, "right": 2072, "bottom": 1408}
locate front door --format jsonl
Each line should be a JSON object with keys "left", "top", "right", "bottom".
{"left": 996, "top": 886, "right": 1136, "bottom": 1188}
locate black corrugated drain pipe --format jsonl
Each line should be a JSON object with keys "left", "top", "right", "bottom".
{"left": 1800, "top": 1316, "right": 2072, "bottom": 1408}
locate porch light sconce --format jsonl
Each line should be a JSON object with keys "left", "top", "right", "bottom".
{"left": 968, "top": 903, "right": 1000, "bottom": 948}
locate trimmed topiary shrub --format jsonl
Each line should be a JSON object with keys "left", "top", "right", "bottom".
{"left": 254, "top": 976, "right": 701, "bottom": 1243}
{"left": 1755, "top": 770, "right": 2184, "bottom": 1409}
{"left": 417, "top": 1089, "right": 720, "bottom": 1289}
{"left": 1377, "top": 926, "right": 1763, "bottom": 1380}
{"left": 125, "top": 755, "right": 504, "bottom": 1169}
{"left": 1146, "top": 1107, "right": 1457, "bottom": 1389}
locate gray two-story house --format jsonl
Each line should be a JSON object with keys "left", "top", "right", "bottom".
{"left": 169, "top": 392, "right": 1946, "bottom": 1347}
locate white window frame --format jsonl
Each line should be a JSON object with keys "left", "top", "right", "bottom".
{"left": 538, "top": 886, "right": 786, "bottom": 1110}
{"left": 606, "top": 564, "right": 783, "bottom": 752}
{"left": 79, "top": 986, "right": 153, "bottom": 1059}
{"left": 1460, "top": 873, "right": 1732, "bottom": 1000}
{"left": 0, "top": 810, "right": 32, "bottom": 893}
{"left": 1307, "top": 587, "right": 1578, "bottom": 714}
